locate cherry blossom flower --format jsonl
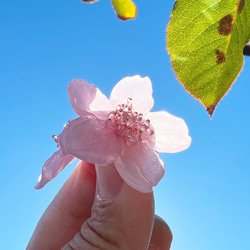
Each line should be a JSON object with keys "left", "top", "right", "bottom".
{"left": 35, "top": 75, "right": 191, "bottom": 193}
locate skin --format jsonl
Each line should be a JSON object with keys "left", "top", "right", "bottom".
{"left": 27, "top": 161, "right": 172, "bottom": 250}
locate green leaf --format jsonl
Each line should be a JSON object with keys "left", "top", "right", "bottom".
{"left": 112, "top": 0, "right": 137, "bottom": 20}
{"left": 167, "top": 0, "right": 250, "bottom": 117}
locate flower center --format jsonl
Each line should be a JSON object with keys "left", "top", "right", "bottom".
{"left": 105, "top": 98, "right": 154, "bottom": 146}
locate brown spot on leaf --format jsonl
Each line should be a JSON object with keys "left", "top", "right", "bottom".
{"left": 207, "top": 105, "right": 216, "bottom": 118}
{"left": 238, "top": 0, "right": 245, "bottom": 14}
{"left": 172, "top": 1, "right": 177, "bottom": 11}
{"left": 117, "top": 15, "right": 131, "bottom": 21}
{"left": 215, "top": 49, "right": 226, "bottom": 64}
{"left": 217, "top": 14, "right": 233, "bottom": 36}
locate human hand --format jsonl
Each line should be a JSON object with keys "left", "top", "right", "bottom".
{"left": 27, "top": 161, "right": 172, "bottom": 250}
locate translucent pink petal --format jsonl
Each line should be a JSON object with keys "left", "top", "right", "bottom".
{"left": 68, "top": 79, "right": 112, "bottom": 119}
{"left": 115, "top": 144, "right": 165, "bottom": 193}
{"left": 109, "top": 75, "right": 154, "bottom": 115}
{"left": 89, "top": 88, "right": 112, "bottom": 112}
{"left": 68, "top": 79, "right": 97, "bottom": 116}
{"left": 89, "top": 88, "right": 113, "bottom": 120}
{"left": 35, "top": 150, "right": 75, "bottom": 189}
{"left": 59, "top": 116, "right": 124, "bottom": 166}
{"left": 146, "top": 111, "right": 191, "bottom": 153}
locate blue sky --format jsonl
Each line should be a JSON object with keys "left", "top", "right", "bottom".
{"left": 1, "top": 1, "right": 250, "bottom": 249}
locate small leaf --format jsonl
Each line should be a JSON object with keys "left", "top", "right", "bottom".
{"left": 112, "top": 0, "right": 137, "bottom": 20}
{"left": 81, "top": 0, "right": 99, "bottom": 3}
{"left": 167, "top": 0, "right": 250, "bottom": 117}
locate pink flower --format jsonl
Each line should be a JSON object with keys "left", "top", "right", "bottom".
{"left": 35, "top": 76, "right": 191, "bottom": 193}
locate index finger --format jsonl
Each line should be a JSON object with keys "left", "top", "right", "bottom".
{"left": 27, "top": 161, "right": 96, "bottom": 250}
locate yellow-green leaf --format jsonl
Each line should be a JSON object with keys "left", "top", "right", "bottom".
{"left": 167, "top": 0, "right": 250, "bottom": 117}
{"left": 112, "top": 0, "right": 137, "bottom": 20}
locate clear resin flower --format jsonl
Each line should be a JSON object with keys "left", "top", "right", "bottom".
{"left": 35, "top": 75, "right": 191, "bottom": 193}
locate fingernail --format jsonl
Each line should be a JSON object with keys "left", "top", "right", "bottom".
{"left": 95, "top": 163, "right": 123, "bottom": 200}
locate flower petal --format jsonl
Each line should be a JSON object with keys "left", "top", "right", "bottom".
{"left": 89, "top": 88, "right": 113, "bottom": 119}
{"left": 59, "top": 116, "right": 123, "bottom": 166}
{"left": 146, "top": 111, "right": 191, "bottom": 153}
{"left": 35, "top": 150, "right": 75, "bottom": 189}
{"left": 109, "top": 75, "right": 154, "bottom": 115}
{"left": 68, "top": 79, "right": 112, "bottom": 119}
{"left": 115, "top": 145, "right": 165, "bottom": 193}
{"left": 68, "top": 79, "right": 97, "bottom": 116}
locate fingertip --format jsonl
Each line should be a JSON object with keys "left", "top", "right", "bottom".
{"left": 28, "top": 161, "right": 96, "bottom": 250}
{"left": 96, "top": 163, "right": 123, "bottom": 199}
{"left": 149, "top": 215, "right": 173, "bottom": 250}
{"left": 52, "top": 160, "right": 97, "bottom": 230}
{"left": 88, "top": 164, "right": 155, "bottom": 250}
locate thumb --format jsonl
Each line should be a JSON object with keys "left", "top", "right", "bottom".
{"left": 62, "top": 163, "right": 155, "bottom": 249}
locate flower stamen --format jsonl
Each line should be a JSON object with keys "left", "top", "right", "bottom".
{"left": 52, "top": 135, "right": 60, "bottom": 148}
{"left": 106, "top": 98, "right": 154, "bottom": 146}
